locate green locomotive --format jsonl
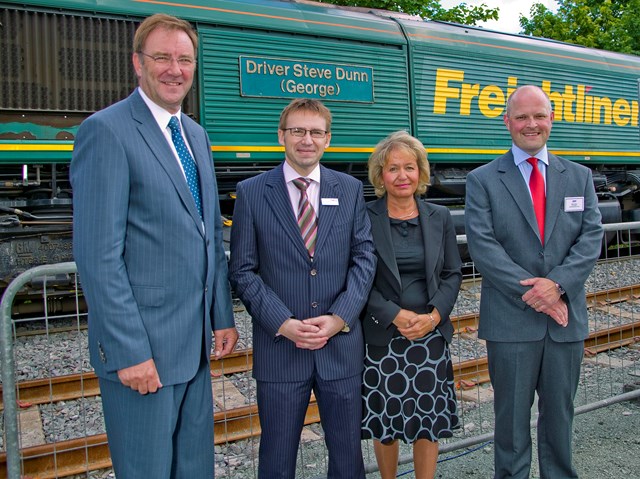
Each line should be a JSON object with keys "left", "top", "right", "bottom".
{"left": 1, "top": 0, "right": 639, "bottom": 282}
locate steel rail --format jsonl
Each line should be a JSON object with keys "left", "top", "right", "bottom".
{"left": 0, "top": 285, "right": 637, "bottom": 478}
{"left": 0, "top": 399, "right": 320, "bottom": 479}
{"left": 1, "top": 319, "right": 637, "bottom": 477}
{"left": 0, "top": 349, "right": 253, "bottom": 409}
{"left": 3, "top": 282, "right": 638, "bottom": 407}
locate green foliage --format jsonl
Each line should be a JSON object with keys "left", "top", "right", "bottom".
{"left": 318, "top": 0, "right": 499, "bottom": 25}
{"left": 520, "top": 0, "right": 640, "bottom": 54}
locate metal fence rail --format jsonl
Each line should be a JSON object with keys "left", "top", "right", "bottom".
{"left": 1, "top": 223, "right": 640, "bottom": 478}
{"left": 1, "top": 262, "right": 78, "bottom": 479}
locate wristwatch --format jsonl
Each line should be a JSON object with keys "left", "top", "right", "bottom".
{"left": 556, "top": 283, "right": 566, "bottom": 296}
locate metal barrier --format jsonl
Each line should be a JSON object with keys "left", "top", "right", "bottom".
{"left": 1, "top": 223, "right": 640, "bottom": 478}
{"left": 1, "top": 262, "right": 80, "bottom": 479}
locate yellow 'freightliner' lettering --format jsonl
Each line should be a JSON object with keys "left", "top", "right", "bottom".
{"left": 434, "top": 68, "right": 638, "bottom": 127}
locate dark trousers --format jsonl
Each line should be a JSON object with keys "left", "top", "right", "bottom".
{"left": 256, "top": 372, "right": 365, "bottom": 479}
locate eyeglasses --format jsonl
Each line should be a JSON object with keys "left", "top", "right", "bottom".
{"left": 284, "top": 127, "right": 328, "bottom": 139}
{"left": 138, "top": 52, "right": 196, "bottom": 68}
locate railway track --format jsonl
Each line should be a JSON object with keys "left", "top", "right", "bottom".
{"left": 0, "top": 284, "right": 638, "bottom": 478}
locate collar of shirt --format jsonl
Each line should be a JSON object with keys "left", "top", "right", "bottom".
{"left": 283, "top": 161, "right": 321, "bottom": 217}
{"left": 512, "top": 143, "right": 548, "bottom": 194}
{"left": 137, "top": 87, "right": 195, "bottom": 173}
{"left": 512, "top": 143, "right": 549, "bottom": 169}
{"left": 137, "top": 87, "right": 178, "bottom": 133}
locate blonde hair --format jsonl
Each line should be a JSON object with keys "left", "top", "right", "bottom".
{"left": 368, "top": 131, "right": 430, "bottom": 197}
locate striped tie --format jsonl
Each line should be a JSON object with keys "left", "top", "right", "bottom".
{"left": 292, "top": 177, "right": 318, "bottom": 257}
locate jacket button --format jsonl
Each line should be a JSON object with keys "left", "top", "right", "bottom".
{"left": 310, "top": 269, "right": 317, "bottom": 276}
{"left": 311, "top": 302, "right": 318, "bottom": 308}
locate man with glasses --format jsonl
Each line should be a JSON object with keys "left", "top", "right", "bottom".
{"left": 71, "top": 14, "right": 237, "bottom": 478}
{"left": 229, "top": 98, "right": 376, "bottom": 478}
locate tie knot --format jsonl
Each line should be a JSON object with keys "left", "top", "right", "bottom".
{"left": 292, "top": 177, "right": 311, "bottom": 191}
{"left": 168, "top": 116, "right": 181, "bottom": 133}
{"left": 527, "top": 157, "right": 539, "bottom": 168}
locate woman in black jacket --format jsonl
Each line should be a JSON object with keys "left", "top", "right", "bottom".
{"left": 361, "top": 131, "right": 462, "bottom": 479}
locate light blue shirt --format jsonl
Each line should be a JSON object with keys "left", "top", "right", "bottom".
{"left": 512, "top": 144, "right": 548, "bottom": 197}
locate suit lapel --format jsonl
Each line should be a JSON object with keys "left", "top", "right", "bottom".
{"left": 181, "top": 115, "right": 211, "bottom": 232}
{"left": 369, "top": 197, "right": 402, "bottom": 291}
{"left": 129, "top": 92, "right": 203, "bottom": 234}
{"left": 499, "top": 152, "right": 541, "bottom": 242}
{"left": 418, "top": 200, "right": 441, "bottom": 299}
{"left": 316, "top": 166, "right": 339, "bottom": 256}
{"left": 265, "top": 164, "right": 310, "bottom": 259}
{"left": 544, "top": 153, "right": 568, "bottom": 244}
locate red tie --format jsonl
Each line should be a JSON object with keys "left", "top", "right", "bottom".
{"left": 527, "top": 157, "right": 546, "bottom": 244}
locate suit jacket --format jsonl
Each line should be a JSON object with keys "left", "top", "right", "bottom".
{"left": 465, "top": 150, "right": 603, "bottom": 342}
{"left": 71, "top": 89, "right": 234, "bottom": 385}
{"left": 362, "top": 196, "right": 462, "bottom": 347}
{"left": 228, "top": 163, "right": 376, "bottom": 382}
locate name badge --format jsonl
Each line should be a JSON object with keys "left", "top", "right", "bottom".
{"left": 321, "top": 198, "right": 339, "bottom": 206}
{"left": 564, "top": 197, "right": 584, "bottom": 212}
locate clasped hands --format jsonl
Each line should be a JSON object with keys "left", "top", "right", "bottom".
{"left": 278, "top": 314, "right": 346, "bottom": 350}
{"left": 520, "top": 277, "right": 568, "bottom": 327}
{"left": 393, "top": 308, "right": 439, "bottom": 341}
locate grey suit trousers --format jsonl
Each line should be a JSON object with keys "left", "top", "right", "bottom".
{"left": 487, "top": 336, "right": 583, "bottom": 479}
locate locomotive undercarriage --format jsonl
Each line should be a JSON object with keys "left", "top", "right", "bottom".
{"left": 0, "top": 164, "right": 73, "bottom": 290}
{"left": 2, "top": 162, "right": 640, "bottom": 290}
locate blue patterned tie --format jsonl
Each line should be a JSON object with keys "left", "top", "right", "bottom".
{"left": 168, "top": 116, "right": 202, "bottom": 218}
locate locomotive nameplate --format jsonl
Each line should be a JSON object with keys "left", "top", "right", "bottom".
{"left": 239, "top": 56, "right": 374, "bottom": 102}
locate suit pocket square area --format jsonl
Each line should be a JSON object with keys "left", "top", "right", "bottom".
{"left": 131, "top": 285, "right": 166, "bottom": 307}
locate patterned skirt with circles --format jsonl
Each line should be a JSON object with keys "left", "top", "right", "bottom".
{"left": 362, "top": 329, "right": 459, "bottom": 444}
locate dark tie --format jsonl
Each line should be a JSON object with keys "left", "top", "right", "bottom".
{"left": 292, "top": 177, "right": 318, "bottom": 257}
{"left": 527, "top": 157, "right": 546, "bottom": 244}
{"left": 168, "top": 116, "right": 202, "bottom": 218}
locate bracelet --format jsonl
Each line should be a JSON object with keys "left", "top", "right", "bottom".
{"left": 428, "top": 313, "right": 436, "bottom": 325}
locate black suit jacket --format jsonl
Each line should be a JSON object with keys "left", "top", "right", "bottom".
{"left": 361, "top": 196, "right": 462, "bottom": 346}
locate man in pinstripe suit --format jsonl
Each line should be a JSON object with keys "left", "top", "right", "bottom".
{"left": 71, "top": 14, "right": 238, "bottom": 478}
{"left": 229, "top": 98, "right": 376, "bottom": 478}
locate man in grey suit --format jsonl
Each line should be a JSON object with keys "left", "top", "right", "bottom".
{"left": 71, "top": 14, "right": 238, "bottom": 478}
{"left": 465, "top": 85, "right": 603, "bottom": 478}
{"left": 229, "top": 98, "right": 376, "bottom": 478}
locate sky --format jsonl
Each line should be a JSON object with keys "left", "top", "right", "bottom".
{"left": 439, "top": 0, "right": 558, "bottom": 34}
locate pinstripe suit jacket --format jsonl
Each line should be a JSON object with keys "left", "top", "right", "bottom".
{"left": 228, "top": 163, "right": 376, "bottom": 381}
{"left": 71, "top": 89, "right": 235, "bottom": 385}
{"left": 465, "top": 150, "right": 603, "bottom": 342}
